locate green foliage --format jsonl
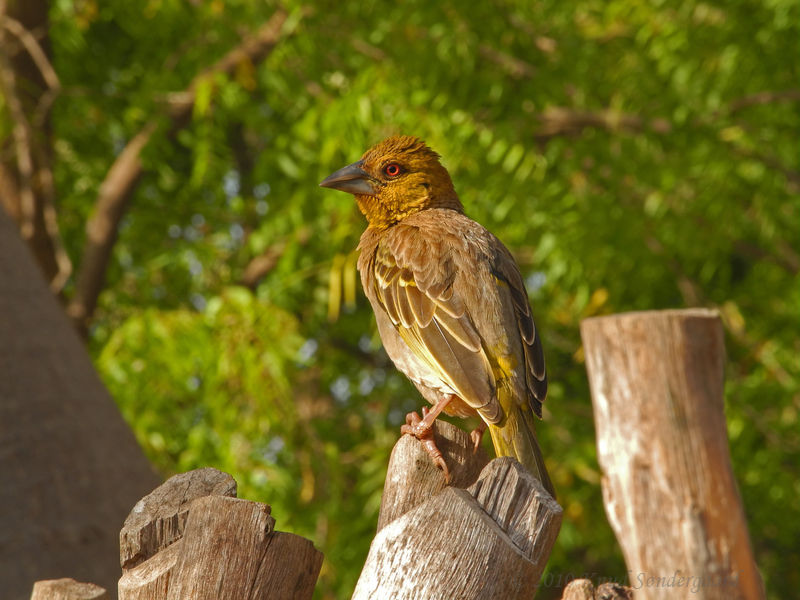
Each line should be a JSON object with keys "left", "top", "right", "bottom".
{"left": 44, "top": 0, "right": 798, "bottom": 597}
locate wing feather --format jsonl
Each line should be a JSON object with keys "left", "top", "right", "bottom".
{"left": 396, "top": 288, "right": 416, "bottom": 328}
{"left": 492, "top": 254, "right": 547, "bottom": 416}
{"left": 381, "top": 280, "right": 401, "bottom": 325}
{"left": 361, "top": 214, "right": 547, "bottom": 425}
{"left": 434, "top": 310, "right": 482, "bottom": 352}
{"left": 371, "top": 235, "right": 498, "bottom": 420}
{"left": 405, "top": 284, "right": 435, "bottom": 326}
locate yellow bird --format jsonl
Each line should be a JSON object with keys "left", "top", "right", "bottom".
{"left": 320, "top": 135, "right": 553, "bottom": 496}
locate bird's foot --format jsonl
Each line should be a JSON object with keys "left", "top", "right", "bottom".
{"left": 469, "top": 421, "right": 487, "bottom": 454}
{"left": 401, "top": 407, "right": 451, "bottom": 483}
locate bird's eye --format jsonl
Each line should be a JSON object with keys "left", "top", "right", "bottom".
{"left": 383, "top": 163, "right": 402, "bottom": 178}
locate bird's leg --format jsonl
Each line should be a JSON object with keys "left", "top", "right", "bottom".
{"left": 407, "top": 394, "right": 453, "bottom": 434}
{"left": 400, "top": 394, "right": 455, "bottom": 482}
{"left": 469, "top": 421, "right": 487, "bottom": 454}
{"left": 401, "top": 409, "right": 450, "bottom": 481}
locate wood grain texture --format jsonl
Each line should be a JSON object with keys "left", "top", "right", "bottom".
{"left": 581, "top": 309, "right": 764, "bottom": 600}
{"left": 120, "top": 468, "right": 237, "bottom": 569}
{"left": 468, "top": 459, "right": 561, "bottom": 566}
{"left": 560, "top": 579, "right": 632, "bottom": 600}
{"left": 378, "top": 420, "right": 490, "bottom": 530}
{"left": 119, "top": 470, "right": 322, "bottom": 600}
{"left": 118, "top": 539, "right": 181, "bottom": 600}
{"left": 165, "top": 495, "right": 322, "bottom": 600}
{"left": 594, "top": 583, "right": 634, "bottom": 599}
{"left": 30, "top": 578, "right": 107, "bottom": 600}
{"left": 354, "top": 457, "right": 561, "bottom": 599}
{"left": 561, "top": 579, "right": 594, "bottom": 600}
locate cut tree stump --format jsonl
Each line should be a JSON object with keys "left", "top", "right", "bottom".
{"left": 354, "top": 424, "right": 562, "bottom": 600}
{"left": 30, "top": 578, "right": 107, "bottom": 600}
{"left": 118, "top": 469, "right": 322, "bottom": 600}
{"left": 581, "top": 309, "right": 765, "bottom": 600}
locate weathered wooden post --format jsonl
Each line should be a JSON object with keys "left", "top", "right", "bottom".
{"left": 29, "top": 579, "right": 107, "bottom": 600}
{"left": 118, "top": 468, "right": 237, "bottom": 599}
{"left": 377, "top": 420, "right": 491, "bottom": 530}
{"left": 581, "top": 309, "right": 764, "bottom": 600}
{"left": 354, "top": 421, "right": 562, "bottom": 599}
{"left": 118, "top": 467, "right": 322, "bottom": 600}
{"left": 560, "top": 578, "right": 632, "bottom": 600}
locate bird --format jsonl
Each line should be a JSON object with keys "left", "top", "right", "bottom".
{"left": 320, "top": 135, "right": 554, "bottom": 496}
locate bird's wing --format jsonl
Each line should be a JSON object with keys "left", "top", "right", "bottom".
{"left": 490, "top": 244, "right": 547, "bottom": 417}
{"left": 371, "top": 234, "right": 501, "bottom": 422}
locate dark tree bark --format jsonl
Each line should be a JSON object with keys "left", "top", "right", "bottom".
{"left": 0, "top": 207, "right": 160, "bottom": 600}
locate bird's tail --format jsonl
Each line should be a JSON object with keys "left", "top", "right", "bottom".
{"left": 488, "top": 402, "right": 555, "bottom": 498}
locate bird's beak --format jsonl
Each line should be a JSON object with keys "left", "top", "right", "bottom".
{"left": 319, "top": 160, "right": 378, "bottom": 196}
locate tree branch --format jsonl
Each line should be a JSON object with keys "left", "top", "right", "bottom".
{"left": 1, "top": 15, "right": 59, "bottom": 88}
{"left": 534, "top": 106, "right": 671, "bottom": 141}
{"left": 533, "top": 89, "right": 800, "bottom": 142}
{"left": 0, "top": 49, "right": 36, "bottom": 238}
{"left": 0, "top": 5, "right": 71, "bottom": 291}
{"left": 239, "top": 226, "right": 310, "bottom": 289}
{"left": 531, "top": 96, "right": 800, "bottom": 192}
{"left": 66, "top": 122, "right": 157, "bottom": 330}
{"left": 1, "top": 14, "right": 60, "bottom": 130}
{"left": 727, "top": 89, "right": 800, "bottom": 115}
{"left": 240, "top": 241, "right": 289, "bottom": 290}
{"left": 479, "top": 44, "right": 536, "bottom": 79}
{"left": 66, "top": 8, "right": 291, "bottom": 335}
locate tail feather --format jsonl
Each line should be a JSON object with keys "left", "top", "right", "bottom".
{"left": 488, "top": 404, "right": 555, "bottom": 498}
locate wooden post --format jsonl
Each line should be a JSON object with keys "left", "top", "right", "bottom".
{"left": 354, "top": 420, "right": 562, "bottom": 600}
{"left": 118, "top": 468, "right": 237, "bottom": 600}
{"left": 377, "top": 420, "right": 490, "bottom": 530}
{"left": 118, "top": 468, "right": 323, "bottom": 600}
{"left": 560, "top": 579, "right": 632, "bottom": 600}
{"left": 119, "top": 467, "right": 237, "bottom": 571}
{"left": 166, "top": 496, "right": 321, "bottom": 599}
{"left": 30, "top": 579, "right": 107, "bottom": 600}
{"left": 581, "top": 309, "right": 764, "bottom": 600}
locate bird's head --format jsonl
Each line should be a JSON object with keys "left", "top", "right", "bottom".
{"left": 320, "top": 135, "right": 463, "bottom": 230}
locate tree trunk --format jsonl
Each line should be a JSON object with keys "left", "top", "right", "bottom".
{"left": 0, "top": 207, "right": 159, "bottom": 600}
{"left": 118, "top": 468, "right": 237, "bottom": 599}
{"left": 580, "top": 309, "right": 764, "bottom": 600}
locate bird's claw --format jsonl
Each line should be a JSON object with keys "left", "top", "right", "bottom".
{"left": 469, "top": 422, "right": 487, "bottom": 454}
{"left": 401, "top": 410, "right": 451, "bottom": 483}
